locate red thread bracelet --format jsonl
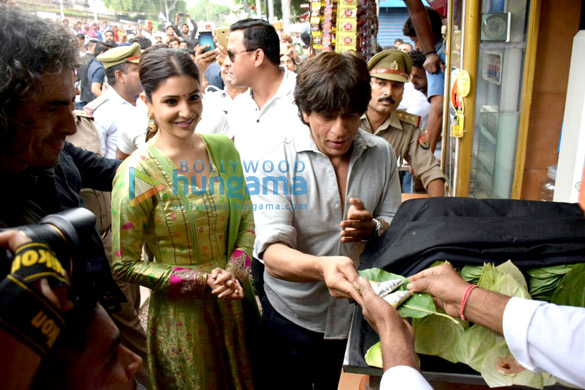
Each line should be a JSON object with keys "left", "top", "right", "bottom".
{"left": 460, "top": 284, "right": 478, "bottom": 321}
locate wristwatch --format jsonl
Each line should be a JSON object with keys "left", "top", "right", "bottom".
{"left": 372, "top": 218, "right": 384, "bottom": 239}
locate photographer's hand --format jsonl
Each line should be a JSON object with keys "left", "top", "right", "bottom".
{"left": 0, "top": 231, "right": 73, "bottom": 390}
{"left": 0, "top": 229, "right": 30, "bottom": 249}
{"left": 0, "top": 230, "right": 72, "bottom": 312}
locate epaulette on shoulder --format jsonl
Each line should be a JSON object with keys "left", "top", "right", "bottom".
{"left": 395, "top": 110, "right": 421, "bottom": 128}
{"left": 73, "top": 109, "right": 94, "bottom": 119}
{"left": 83, "top": 94, "right": 108, "bottom": 114}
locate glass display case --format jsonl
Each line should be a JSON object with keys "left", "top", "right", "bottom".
{"left": 443, "top": 0, "right": 536, "bottom": 198}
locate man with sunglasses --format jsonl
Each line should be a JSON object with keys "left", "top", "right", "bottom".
{"left": 224, "top": 19, "right": 304, "bottom": 303}
{"left": 224, "top": 19, "right": 301, "bottom": 162}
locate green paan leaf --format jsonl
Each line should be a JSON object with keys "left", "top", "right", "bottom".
{"left": 453, "top": 324, "right": 502, "bottom": 373}
{"left": 413, "top": 314, "right": 466, "bottom": 363}
{"left": 480, "top": 341, "right": 547, "bottom": 389}
{"left": 478, "top": 263, "right": 531, "bottom": 299}
{"left": 496, "top": 260, "right": 528, "bottom": 291}
{"left": 364, "top": 341, "right": 383, "bottom": 368}
{"left": 460, "top": 265, "right": 483, "bottom": 284}
{"left": 527, "top": 264, "right": 574, "bottom": 302}
{"left": 551, "top": 263, "right": 585, "bottom": 308}
{"left": 359, "top": 268, "right": 437, "bottom": 319}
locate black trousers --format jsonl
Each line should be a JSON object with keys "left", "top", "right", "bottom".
{"left": 261, "top": 295, "right": 347, "bottom": 390}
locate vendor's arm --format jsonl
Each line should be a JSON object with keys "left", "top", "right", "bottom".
{"left": 503, "top": 298, "right": 585, "bottom": 388}
{"left": 263, "top": 243, "right": 363, "bottom": 305}
{"left": 111, "top": 161, "right": 208, "bottom": 296}
{"left": 407, "top": 263, "right": 509, "bottom": 333}
{"left": 408, "top": 263, "right": 585, "bottom": 387}
{"left": 357, "top": 277, "right": 433, "bottom": 390}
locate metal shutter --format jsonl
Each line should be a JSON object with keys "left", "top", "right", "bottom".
{"left": 377, "top": 8, "right": 413, "bottom": 48}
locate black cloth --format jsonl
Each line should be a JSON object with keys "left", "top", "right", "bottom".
{"left": 360, "top": 197, "right": 585, "bottom": 275}
{"left": 346, "top": 197, "right": 585, "bottom": 373}
{"left": 78, "top": 52, "right": 95, "bottom": 104}
{"left": 0, "top": 142, "right": 124, "bottom": 311}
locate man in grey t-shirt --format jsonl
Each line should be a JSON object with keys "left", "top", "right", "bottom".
{"left": 252, "top": 52, "right": 402, "bottom": 389}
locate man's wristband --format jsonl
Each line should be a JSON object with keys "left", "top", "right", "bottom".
{"left": 460, "top": 284, "right": 478, "bottom": 321}
{"left": 423, "top": 50, "right": 437, "bottom": 56}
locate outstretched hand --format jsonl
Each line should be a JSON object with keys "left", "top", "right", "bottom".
{"left": 320, "top": 256, "right": 363, "bottom": 306}
{"left": 340, "top": 197, "right": 376, "bottom": 243}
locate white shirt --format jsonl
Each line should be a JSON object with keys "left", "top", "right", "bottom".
{"left": 503, "top": 297, "right": 585, "bottom": 388}
{"left": 227, "top": 67, "right": 301, "bottom": 162}
{"left": 204, "top": 87, "right": 237, "bottom": 116}
{"left": 116, "top": 101, "right": 230, "bottom": 156}
{"left": 398, "top": 82, "right": 430, "bottom": 130}
{"left": 92, "top": 88, "right": 147, "bottom": 158}
{"left": 380, "top": 297, "right": 585, "bottom": 389}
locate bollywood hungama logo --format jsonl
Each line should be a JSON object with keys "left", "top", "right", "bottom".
{"left": 128, "top": 167, "right": 166, "bottom": 207}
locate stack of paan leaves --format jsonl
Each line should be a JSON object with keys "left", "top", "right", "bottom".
{"left": 359, "top": 268, "right": 459, "bottom": 370}
{"left": 527, "top": 264, "right": 575, "bottom": 301}
{"left": 410, "top": 261, "right": 584, "bottom": 389}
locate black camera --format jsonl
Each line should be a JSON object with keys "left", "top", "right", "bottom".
{"left": 1, "top": 208, "right": 124, "bottom": 311}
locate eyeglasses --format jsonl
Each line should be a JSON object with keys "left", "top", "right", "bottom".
{"left": 227, "top": 48, "right": 256, "bottom": 62}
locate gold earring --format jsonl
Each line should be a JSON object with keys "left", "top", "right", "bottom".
{"left": 148, "top": 111, "right": 157, "bottom": 133}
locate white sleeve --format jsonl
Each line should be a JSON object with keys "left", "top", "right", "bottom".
{"left": 503, "top": 297, "right": 585, "bottom": 388}
{"left": 95, "top": 122, "right": 107, "bottom": 158}
{"left": 105, "top": 121, "right": 119, "bottom": 158}
{"left": 116, "top": 126, "right": 135, "bottom": 155}
{"left": 380, "top": 366, "right": 434, "bottom": 390}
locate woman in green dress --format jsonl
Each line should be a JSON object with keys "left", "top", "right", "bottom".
{"left": 111, "top": 48, "right": 259, "bottom": 390}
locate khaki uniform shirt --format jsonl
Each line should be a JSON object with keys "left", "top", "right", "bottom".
{"left": 360, "top": 110, "right": 446, "bottom": 190}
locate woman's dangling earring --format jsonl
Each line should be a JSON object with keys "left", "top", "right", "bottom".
{"left": 148, "top": 110, "right": 157, "bottom": 133}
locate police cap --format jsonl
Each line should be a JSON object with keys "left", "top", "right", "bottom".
{"left": 97, "top": 42, "right": 141, "bottom": 69}
{"left": 367, "top": 49, "right": 412, "bottom": 83}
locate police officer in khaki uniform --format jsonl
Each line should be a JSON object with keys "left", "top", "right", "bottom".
{"left": 85, "top": 42, "right": 147, "bottom": 159}
{"left": 361, "top": 49, "right": 446, "bottom": 197}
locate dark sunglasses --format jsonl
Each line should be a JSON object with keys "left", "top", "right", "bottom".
{"left": 227, "top": 48, "right": 256, "bottom": 62}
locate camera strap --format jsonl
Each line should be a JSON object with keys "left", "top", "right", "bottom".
{"left": 0, "top": 243, "right": 69, "bottom": 356}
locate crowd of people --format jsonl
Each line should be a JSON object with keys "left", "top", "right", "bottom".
{"left": 0, "top": 3, "right": 584, "bottom": 390}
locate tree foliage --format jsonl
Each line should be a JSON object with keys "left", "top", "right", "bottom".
{"left": 188, "top": 0, "right": 232, "bottom": 24}
{"left": 104, "top": 0, "right": 187, "bottom": 21}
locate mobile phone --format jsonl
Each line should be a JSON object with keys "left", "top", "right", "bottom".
{"left": 198, "top": 31, "right": 215, "bottom": 53}
{"left": 177, "top": 12, "right": 185, "bottom": 16}
{"left": 215, "top": 27, "right": 229, "bottom": 48}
